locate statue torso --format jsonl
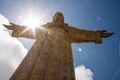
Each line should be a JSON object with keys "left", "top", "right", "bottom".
{"left": 36, "top": 22, "right": 71, "bottom": 43}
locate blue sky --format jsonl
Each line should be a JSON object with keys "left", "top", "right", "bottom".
{"left": 0, "top": 0, "right": 120, "bottom": 80}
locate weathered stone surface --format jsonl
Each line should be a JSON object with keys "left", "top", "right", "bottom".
{"left": 3, "top": 12, "right": 113, "bottom": 80}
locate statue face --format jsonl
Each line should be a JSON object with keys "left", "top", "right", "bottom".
{"left": 53, "top": 12, "right": 64, "bottom": 23}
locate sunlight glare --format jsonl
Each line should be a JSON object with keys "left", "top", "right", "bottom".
{"left": 19, "top": 13, "right": 43, "bottom": 28}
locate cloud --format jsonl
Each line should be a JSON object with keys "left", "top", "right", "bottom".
{"left": 0, "top": 15, "right": 9, "bottom": 30}
{"left": 75, "top": 65, "right": 93, "bottom": 80}
{"left": 0, "top": 14, "right": 27, "bottom": 80}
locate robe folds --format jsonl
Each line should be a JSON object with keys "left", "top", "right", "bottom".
{"left": 10, "top": 22, "right": 102, "bottom": 80}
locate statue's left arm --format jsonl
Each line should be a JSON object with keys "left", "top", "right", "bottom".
{"left": 3, "top": 23, "right": 38, "bottom": 39}
{"left": 68, "top": 26, "right": 113, "bottom": 43}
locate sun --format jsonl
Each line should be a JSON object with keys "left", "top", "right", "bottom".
{"left": 18, "top": 12, "right": 49, "bottom": 36}
{"left": 19, "top": 12, "right": 44, "bottom": 28}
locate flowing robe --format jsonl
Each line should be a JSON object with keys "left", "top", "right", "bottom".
{"left": 9, "top": 22, "right": 102, "bottom": 80}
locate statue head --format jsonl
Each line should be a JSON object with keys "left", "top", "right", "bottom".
{"left": 53, "top": 12, "right": 64, "bottom": 23}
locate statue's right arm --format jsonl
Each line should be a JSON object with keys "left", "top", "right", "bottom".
{"left": 3, "top": 23, "right": 36, "bottom": 39}
{"left": 68, "top": 26, "right": 113, "bottom": 43}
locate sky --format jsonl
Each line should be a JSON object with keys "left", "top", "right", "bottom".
{"left": 0, "top": 0, "right": 120, "bottom": 80}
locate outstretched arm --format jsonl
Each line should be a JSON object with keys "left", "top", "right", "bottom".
{"left": 68, "top": 26, "right": 113, "bottom": 43}
{"left": 3, "top": 23, "right": 37, "bottom": 39}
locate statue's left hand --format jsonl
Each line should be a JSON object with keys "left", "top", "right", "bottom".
{"left": 3, "top": 23, "right": 17, "bottom": 30}
{"left": 101, "top": 30, "right": 114, "bottom": 38}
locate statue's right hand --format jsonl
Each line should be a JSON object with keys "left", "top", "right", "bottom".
{"left": 3, "top": 23, "right": 16, "bottom": 30}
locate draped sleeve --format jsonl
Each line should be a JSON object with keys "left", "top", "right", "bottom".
{"left": 68, "top": 26, "right": 102, "bottom": 44}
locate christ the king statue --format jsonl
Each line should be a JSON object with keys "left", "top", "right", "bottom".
{"left": 4, "top": 12, "right": 113, "bottom": 80}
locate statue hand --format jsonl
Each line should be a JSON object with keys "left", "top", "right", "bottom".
{"left": 101, "top": 30, "right": 114, "bottom": 38}
{"left": 3, "top": 23, "right": 17, "bottom": 30}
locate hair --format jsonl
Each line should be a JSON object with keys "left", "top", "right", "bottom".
{"left": 53, "top": 12, "right": 64, "bottom": 23}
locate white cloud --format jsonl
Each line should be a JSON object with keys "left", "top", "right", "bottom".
{"left": 0, "top": 15, "right": 9, "bottom": 30}
{"left": 75, "top": 65, "right": 93, "bottom": 80}
{"left": 0, "top": 14, "right": 27, "bottom": 80}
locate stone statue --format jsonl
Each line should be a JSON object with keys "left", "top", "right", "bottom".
{"left": 3, "top": 12, "right": 113, "bottom": 80}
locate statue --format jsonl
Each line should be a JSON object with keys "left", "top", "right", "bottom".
{"left": 3, "top": 12, "right": 113, "bottom": 80}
